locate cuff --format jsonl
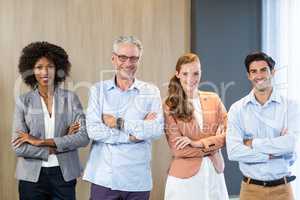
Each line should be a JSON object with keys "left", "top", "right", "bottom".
{"left": 113, "top": 129, "right": 131, "bottom": 143}
{"left": 53, "top": 137, "right": 66, "bottom": 152}
{"left": 252, "top": 138, "right": 263, "bottom": 151}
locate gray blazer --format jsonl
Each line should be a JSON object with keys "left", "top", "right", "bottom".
{"left": 12, "top": 88, "right": 89, "bottom": 182}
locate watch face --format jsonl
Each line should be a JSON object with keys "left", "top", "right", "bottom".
{"left": 117, "top": 117, "right": 124, "bottom": 130}
{"left": 116, "top": 118, "right": 120, "bottom": 129}
{"left": 116, "top": 117, "right": 123, "bottom": 130}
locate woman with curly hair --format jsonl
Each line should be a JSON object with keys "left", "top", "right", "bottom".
{"left": 164, "top": 53, "right": 229, "bottom": 200}
{"left": 11, "top": 41, "right": 89, "bottom": 200}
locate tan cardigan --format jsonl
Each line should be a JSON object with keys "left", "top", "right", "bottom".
{"left": 164, "top": 91, "right": 227, "bottom": 178}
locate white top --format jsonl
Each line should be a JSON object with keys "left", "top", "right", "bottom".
{"left": 191, "top": 97, "right": 203, "bottom": 129}
{"left": 40, "top": 96, "right": 59, "bottom": 167}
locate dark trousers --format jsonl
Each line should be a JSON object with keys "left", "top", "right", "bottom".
{"left": 19, "top": 167, "right": 77, "bottom": 200}
{"left": 90, "top": 184, "right": 150, "bottom": 200}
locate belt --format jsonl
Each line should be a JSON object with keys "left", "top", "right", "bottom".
{"left": 243, "top": 175, "right": 296, "bottom": 187}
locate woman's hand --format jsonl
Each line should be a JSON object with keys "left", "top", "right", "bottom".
{"left": 173, "top": 136, "right": 192, "bottom": 150}
{"left": 67, "top": 121, "right": 81, "bottom": 135}
{"left": 188, "top": 138, "right": 210, "bottom": 149}
{"left": 48, "top": 147, "right": 57, "bottom": 154}
{"left": 216, "top": 125, "right": 225, "bottom": 135}
{"left": 208, "top": 149, "right": 218, "bottom": 156}
{"left": 208, "top": 149, "right": 224, "bottom": 173}
{"left": 173, "top": 136, "right": 213, "bottom": 150}
{"left": 192, "top": 125, "right": 225, "bottom": 150}
{"left": 12, "top": 130, "right": 43, "bottom": 147}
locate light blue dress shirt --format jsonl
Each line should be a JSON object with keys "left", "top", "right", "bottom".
{"left": 83, "top": 78, "right": 164, "bottom": 191}
{"left": 226, "top": 89, "right": 300, "bottom": 181}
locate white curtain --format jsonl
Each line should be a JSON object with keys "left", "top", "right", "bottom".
{"left": 262, "top": 0, "right": 300, "bottom": 199}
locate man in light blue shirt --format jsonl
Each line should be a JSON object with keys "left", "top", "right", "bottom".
{"left": 83, "top": 36, "right": 164, "bottom": 200}
{"left": 226, "top": 52, "right": 299, "bottom": 200}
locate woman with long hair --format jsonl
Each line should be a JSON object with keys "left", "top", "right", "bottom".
{"left": 164, "top": 53, "right": 229, "bottom": 200}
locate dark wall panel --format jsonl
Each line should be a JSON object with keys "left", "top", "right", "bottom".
{"left": 191, "top": 0, "right": 262, "bottom": 195}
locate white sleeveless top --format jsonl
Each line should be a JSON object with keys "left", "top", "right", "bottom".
{"left": 40, "top": 96, "right": 59, "bottom": 167}
{"left": 191, "top": 97, "right": 203, "bottom": 129}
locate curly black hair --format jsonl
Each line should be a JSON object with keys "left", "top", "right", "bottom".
{"left": 18, "top": 41, "right": 71, "bottom": 88}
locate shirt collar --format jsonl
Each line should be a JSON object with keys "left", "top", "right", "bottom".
{"left": 106, "top": 76, "right": 142, "bottom": 92}
{"left": 106, "top": 78, "right": 116, "bottom": 91}
{"left": 243, "top": 88, "right": 281, "bottom": 106}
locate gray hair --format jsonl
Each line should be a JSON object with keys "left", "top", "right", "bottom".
{"left": 112, "top": 36, "right": 143, "bottom": 56}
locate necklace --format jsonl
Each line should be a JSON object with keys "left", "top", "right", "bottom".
{"left": 39, "top": 91, "right": 48, "bottom": 99}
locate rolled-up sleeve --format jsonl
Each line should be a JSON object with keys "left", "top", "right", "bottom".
{"left": 86, "top": 84, "right": 130, "bottom": 144}
{"left": 124, "top": 87, "right": 164, "bottom": 141}
{"left": 226, "top": 105, "right": 269, "bottom": 163}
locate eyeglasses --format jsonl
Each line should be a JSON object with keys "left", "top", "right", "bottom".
{"left": 113, "top": 53, "right": 140, "bottom": 63}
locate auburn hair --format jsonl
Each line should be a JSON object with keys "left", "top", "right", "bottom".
{"left": 165, "top": 53, "right": 200, "bottom": 122}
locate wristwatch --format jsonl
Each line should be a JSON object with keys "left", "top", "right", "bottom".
{"left": 116, "top": 117, "right": 125, "bottom": 130}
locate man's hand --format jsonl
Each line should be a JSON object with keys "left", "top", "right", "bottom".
{"left": 280, "top": 128, "right": 288, "bottom": 136}
{"left": 243, "top": 139, "right": 253, "bottom": 148}
{"left": 144, "top": 112, "right": 157, "bottom": 121}
{"left": 102, "top": 114, "right": 117, "bottom": 128}
{"left": 12, "top": 130, "right": 43, "bottom": 147}
{"left": 129, "top": 135, "right": 142, "bottom": 143}
{"left": 67, "top": 121, "right": 81, "bottom": 135}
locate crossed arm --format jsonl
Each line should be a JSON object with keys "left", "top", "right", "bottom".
{"left": 164, "top": 96, "right": 228, "bottom": 173}
{"left": 164, "top": 112, "right": 226, "bottom": 173}
{"left": 12, "top": 122, "right": 81, "bottom": 152}
{"left": 226, "top": 105, "right": 298, "bottom": 163}
{"left": 86, "top": 85, "right": 164, "bottom": 144}
{"left": 12, "top": 94, "right": 89, "bottom": 160}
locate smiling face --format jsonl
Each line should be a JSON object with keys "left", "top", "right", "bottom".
{"left": 112, "top": 43, "right": 140, "bottom": 81}
{"left": 176, "top": 61, "right": 201, "bottom": 95}
{"left": 247, "top": 60, "right": 274, "bottom": 92}
{"left": 33, "top": 57, "right": 55, "bottom": 88}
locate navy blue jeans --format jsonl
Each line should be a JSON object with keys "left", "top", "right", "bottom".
{"left": 19, "top": 167, "right": 76, "bottom": 200}
{"left": 90, "top": 184, "right": 150, "bottom": 200}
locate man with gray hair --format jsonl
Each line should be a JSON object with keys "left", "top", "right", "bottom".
{"left": 83, "top": 36, "right": 164, "bottom": 200}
